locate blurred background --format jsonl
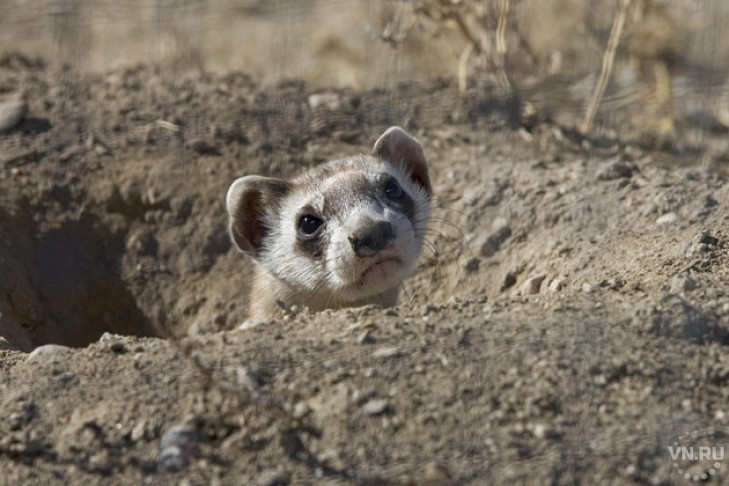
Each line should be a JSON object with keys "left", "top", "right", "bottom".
{"left": 1, "top": 0, "right": 729, "bottom": 154}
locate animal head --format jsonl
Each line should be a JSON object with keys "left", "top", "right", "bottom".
{"left": 226, "top": 126, "right": 431, "bottom": 307}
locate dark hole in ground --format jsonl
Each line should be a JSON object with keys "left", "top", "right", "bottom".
{"left": 1, "top": 214, "right": 159, "bottom": 349}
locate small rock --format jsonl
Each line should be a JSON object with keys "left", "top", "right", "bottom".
{"left": 600, "top": 277, "right": 624, "bottom": 290}
{"left": 7, "top": 412, "right": 25, "bottom": 430}
{"left": 126, "top": 230, "right": 158, "bottom": 256}
{"left": 424, "top": 461, "right": 453, "bottom": 484}
{"left": 548, "top": 278, "right": 565, "bottom": 293}
{"left": 293, "top": 402, "right": 311, "bottom": 419}
{"left": 501, "top": 272, "right": 517, "bottom": 291}
{"left": 464, "top": 257, "right": 480, "bottom": 272}
{"left": 593, "top": 374, "right": 608, "bottom": 386}
{"left": 532, "top": 423, "right": 560, "bottom": 440}
{"left": 238, "top": 319, "right": 266, "bottom": 331}
{"left": 698, "top": 232, "right": 719, "bottom": 246}
{"left": 670, "top": 275, "right": 696, "bottom": 294}
{"left": 372, "top": 347, "right": 400, "bottom": 359}
{"left": 681, "top": 398, "right": 692, "bottom": 412}
{"left": 58, "top": 145, "right": 86, "bottom": 163}
{"left": 308, "top": 92, "right": 342, "bottom": 111}
{"left": 596, "top": 158, "right": 636, "bottom": 180}
{"left": 520, "top": 274, "right": 546, "bottom": 295}
{"left": 187, "top": 138, "right": 220, "bottom": 155}
{"left": 656, "top": 212, "right": 678, "bottom": 225}
{"left": 158, "top": 425, "right": 199, "bottom": 471}
{"left": 27, "top": 344, "right": 72, "bottom": 360}
{"left": 130, "top": 420, "right": 147, "bottom": 442}
{"left": 0, "top": 99, "right": 27, "bottom": 133}
{"left": 480, "top": 225, "right": 512, "bottom": 257}
{"left": 352, "top": 387, "right": 377, "bottom": 405}
{"left": 259, "top": 469, "right": 291, "bottom": 486}
{"left": 362, "top": 399, "right": 390, "bottom": 416}
{"left": 461, "top": 186, "right": 481, "bottom": 206}
{"left": 357, "top": 329, "right": 374, "bottom": 344}
{"left": 703, "top": 194, "right": 718, "bottom": 208}
{"left": 99, "top": 332, "right": 122, "bottom": 342}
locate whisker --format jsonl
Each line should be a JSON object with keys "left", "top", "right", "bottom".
{"left": 429, "top": 205, "right": 471, "bottom": 217}
{"left": 406, "top": 237, "right": 443, "bottom": 306}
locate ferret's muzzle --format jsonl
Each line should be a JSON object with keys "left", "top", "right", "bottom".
{"left": 348, "top": 220, "right": 395, "bottom": 257}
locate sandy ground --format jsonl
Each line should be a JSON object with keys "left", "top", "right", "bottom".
{"left": 1, "top": 36, "right": 729, "bottom": 486}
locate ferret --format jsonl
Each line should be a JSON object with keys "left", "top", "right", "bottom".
{"left": 226, "top": 126, "right": 431, "bottom": 319}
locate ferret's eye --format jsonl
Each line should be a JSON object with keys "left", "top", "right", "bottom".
{"left": 384, "top": 179, "right": 403, "bottom": 199}
{"left": 298, "top": 215, "right": 323, "bottom": 237}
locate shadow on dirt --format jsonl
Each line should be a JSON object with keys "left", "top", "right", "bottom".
{"left": 0, "top": 212, "right": 158, "bottom": 350}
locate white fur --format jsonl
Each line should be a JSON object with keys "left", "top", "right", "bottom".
{"left": 257, "top": 158, "right": 429, "bottom": 310}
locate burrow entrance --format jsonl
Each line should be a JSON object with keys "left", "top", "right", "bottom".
{"left": 0, "top": 213, "right": 159, "bottom": 351}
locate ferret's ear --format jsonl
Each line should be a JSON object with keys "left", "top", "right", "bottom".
{"left": 374, "top": 126, "right": 431, "bottom": 196}
{"left": 226, "top": 176, "right": 290, "bottom": 256}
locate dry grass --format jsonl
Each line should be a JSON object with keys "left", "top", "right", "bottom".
{"left": 581, "top": 0, "right": 632, "bottom": 134}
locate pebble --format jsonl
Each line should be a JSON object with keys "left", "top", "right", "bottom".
{"left": 424, "top": 462, "right": 453, "bottom": 484}
{"left": 480, "top": 225, "right": 512, "bottom": 257}
{"left": 0, "top": 99, "right": 27, "bottom": 133}
{"left": 308, "top": 92, "right": 342, "bottom": 111}
{"left": 703, "top": 194, "right": 718, "bottom": 208}
{"left": 596, "top": 158, "right": 636, "bottom": 180}
{"left": 58, "top": 145, "right": 86, "bottom": 163}
{"left": 187, "top": 138, "right": 220, "bottom": 155}
{"left": 670, "top": 275, "right": 696, "bottom": 294}
{"left": 130, "top": 420, "right": 147, "bottom": 442}
{"left": 158, "top": 425, "right": 199, "bottom": 471}
{"left": 698, "top": 232, "right": 719, "bottom": 246}
{"left": 27, "top": 344, "right": 72, "bottom": 360}
{"left": 362, "top": 399, "right": 390, "bottom": 416}
{"left": 238, "top": 319, "right": 266, "bottom": 331}
{"left": 8, "top": 412, "right": 25, "bottom": 430}
{"left": 259, "top": 469, "right": 291, "bottom": 486}
{"left": 357, "top": 329, "right": 374, "bottom": 344}
{"left": 99, "top": 332, "right": 123, "bottom": 342}
{"left": 293, "top": 402, "right": 311, "bottom": 419}
{"left": 520, "top": 274, "right": 546, "bottom": 295}
{"left": 656, "top": 212, "right": 678, "bottom": 225}
{"left": 531, "top": 423, "right": 560, "bottom": 440}
{"left": 501, "top": 272, "right": 517, "bottom": 291}
{"left": 593, "top": 375, "right": 608, "bottom": 387}
{"left": 464, "top": 257, "right": 480, "bottom": 272}
{"left": 125, "top": 230, "right": 158, "bottom": 256}
{"left": 548, "top": 278, "right": 564, "bottom": 293}
{"left": 372, "top": 347, "right": 400, "bottom": 359}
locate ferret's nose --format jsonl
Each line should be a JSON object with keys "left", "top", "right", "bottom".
{"left": 349, "top": 221, "right": 395, "bottom": 257}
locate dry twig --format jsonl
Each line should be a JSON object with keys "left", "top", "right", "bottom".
{"left": 581, "top": 0, "right": 632, "bottom": 133}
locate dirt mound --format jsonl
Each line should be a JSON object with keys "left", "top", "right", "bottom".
{"left": 1, "top": 55, "right": 729, "bottom": 484}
